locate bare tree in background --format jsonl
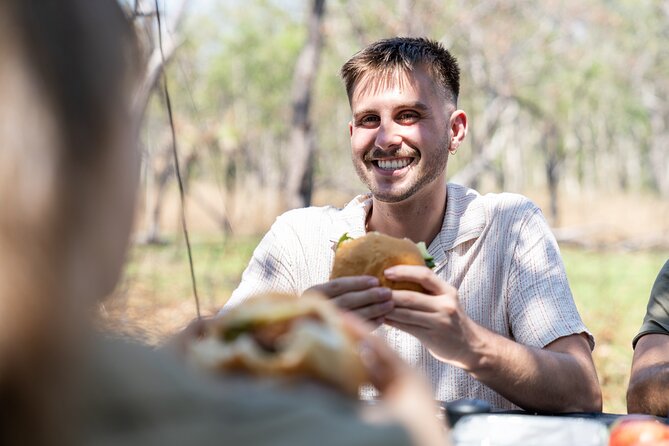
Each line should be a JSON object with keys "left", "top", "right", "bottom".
{"left": 641, "top": 0, "right": 669, "bottom": 198}
{"left": 128, "top": 0, "right": 190, "bottom": 243}
{"left": 398, "top": 0, "right": 417, "bottom": 36}
{"left": 131, "top": 0, "right": 187, "bottom": 118}
{"left": 284, "top": 0, "right": 327, "bottom": 210}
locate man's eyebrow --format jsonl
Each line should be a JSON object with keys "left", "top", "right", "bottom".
{"left": 400, "top": 101, "right": 430, "bottom": 111}
{"left": 352, "top": 108, "right": 377, "bottom": 119}
{"left": 352, "top": 101, "right": 430, "bottom": 119}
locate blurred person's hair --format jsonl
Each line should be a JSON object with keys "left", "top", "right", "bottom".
{"left": 0, "top": 0, "right": 138, "bottom": 444}
{"left": 340, "top": 37, "right": 460, "bottom": 106}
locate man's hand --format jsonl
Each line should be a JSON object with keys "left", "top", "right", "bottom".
{"left": 382, "top": 265, "right": 478, "bottom": 367}
{"left": 305, "top": 276, "right": 393, "bottom": 328}
{"left": 383, "top": 265, "right": 601, "bottom": 413}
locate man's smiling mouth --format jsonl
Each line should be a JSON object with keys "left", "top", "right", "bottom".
{"left": 373, "top": 157, "right": 414, "bottom": 171}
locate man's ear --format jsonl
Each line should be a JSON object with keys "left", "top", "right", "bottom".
{"left": 348, "top": 121, "right": 353, "bottom": 137}
{"left": 448, "top": 110, "right": 467, "bottom": 154}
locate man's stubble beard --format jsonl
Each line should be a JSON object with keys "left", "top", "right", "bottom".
{"left": 353, "top": 133, "right": 451, "bottom": 203}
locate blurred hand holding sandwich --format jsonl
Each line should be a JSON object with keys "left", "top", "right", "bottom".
{"left": 183, "top": 291, "right": 450, "bottom": 446}
{"left": 187, "top": 291, "right": 367, "bottom": 395}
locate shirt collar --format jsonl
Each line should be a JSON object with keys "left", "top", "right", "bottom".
{"left": 436, "top": 183, "right": 486, "bottom": 251}
{"left": 328, "top": 194, "right": 371, "bottom": 252}
{"left": 329, "top": 184, "right": 486, "bottom": 256}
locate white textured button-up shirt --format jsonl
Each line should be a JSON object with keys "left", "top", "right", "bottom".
{"left": 223, "top": 183, "right": 593, "bottom": 409}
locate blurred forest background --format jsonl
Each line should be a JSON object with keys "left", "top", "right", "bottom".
{"left": 104, "top": 0, "right": 669, "bottom": 413}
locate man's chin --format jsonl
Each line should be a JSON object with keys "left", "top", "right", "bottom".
{"left": 369, "top": 188, "right": 415, "bottom": 203}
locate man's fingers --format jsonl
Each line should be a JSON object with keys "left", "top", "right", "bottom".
{"left": 349, "top": 300, "right": 394, "bottom": 321}
{"left": 306, "top": 276, "right": 379, "bottom": 298}
{"left": 385, "top": 307, "right": 433, "bottom": 329}
{"left": 391, "top": 290, "right": 437, "bottom": 311}
{"left": 331, "top": 287, "right": 391, "bottom": 310}
{"left": 384, "top": 265, "right": 455, "bottom": 295}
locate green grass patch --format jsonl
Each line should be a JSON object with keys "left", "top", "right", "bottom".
{"left": 562, "top": 247, "right": 669, "bottom": 413}
{"left": 119, "top": 234, "right": 261, "bottom": 310}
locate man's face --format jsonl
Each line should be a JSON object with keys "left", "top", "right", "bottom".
{"left": 348, "top": 66, "right": 454, "bottom": 203}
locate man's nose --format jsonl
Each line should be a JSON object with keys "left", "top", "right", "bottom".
{"left": 374, "top": 120, "right": 402, "bottom": 150}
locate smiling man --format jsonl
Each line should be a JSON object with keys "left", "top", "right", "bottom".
{"left": 224, "top": 37, "right": 602, "bottom": 412}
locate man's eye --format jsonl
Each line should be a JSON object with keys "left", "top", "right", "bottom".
{"left": 397, "top": 112, "right": 419, "bottom": 123}
{"left": 358, "top": 115, "right": 380, "bottom": 126}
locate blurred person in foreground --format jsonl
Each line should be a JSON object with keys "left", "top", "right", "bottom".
{"left": 627, "top": 259, "right": 669, "bottom": 416}
{"left": 0, "top": 1, "right": 448, "bottom": 445}
{"left": 223, "top": 37, "right": 602, "bottom": 413}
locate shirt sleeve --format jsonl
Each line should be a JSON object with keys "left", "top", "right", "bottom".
{"left": 221, "top": 215, "right": 301, "bottom": 313}
{"left": 506, "top": 203, "right": 594, "bottom": 350}
{"left": 633, "top": 259, "right": 669, "bottom": 348}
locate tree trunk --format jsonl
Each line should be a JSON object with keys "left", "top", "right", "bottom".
{"left": 649, "top": 104, "right": 669, "bottom": 197}
{"left": 131, "top": 0, "right": 187, "bottom": 121}
{"left": 450, "top": 97, "right": 515, "bottom": 187}
{"left": 284, "top": 0, "right": 326, "bottom": 210}
{"left": 141, "top": 149, "right": 173, "bottom": 245}
{"left": 131, "top": 0, "right": 189, "bottom": 243}
{"left": 543, "top": 122, "right": 561, "bottom": 226}
{"left": 398, "top": 0, "right": 416, "bottom": 36}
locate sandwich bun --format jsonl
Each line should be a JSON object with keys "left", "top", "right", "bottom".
{"left": 188, "top": 292, "right": 367, "bottom": 396}
{"left": 330, "top": 232, "right": 429, "bottom": 292}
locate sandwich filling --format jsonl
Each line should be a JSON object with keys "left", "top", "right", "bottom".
{"left": 219, "top": 312, "right": 323, "bottom": 353}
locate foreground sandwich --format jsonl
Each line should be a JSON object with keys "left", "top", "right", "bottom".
{"left": 187, "top": 292, "right": 367, "bottom": 396}
{"left": 330, "top": 232, "right": 435, "bottom": 292}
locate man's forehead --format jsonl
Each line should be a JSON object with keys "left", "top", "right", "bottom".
{"left": 351, "top": 68, "right": 417, "bottom": 100}
{"left": 350, "top": 66, "right": 445, "bottom": 106}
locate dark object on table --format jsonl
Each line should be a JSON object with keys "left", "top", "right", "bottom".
{"left": 443, "top": 398, "right": 492, "bottom": 427}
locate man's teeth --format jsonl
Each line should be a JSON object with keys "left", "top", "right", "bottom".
{"left": 377, "top": 158, "right": 411, "bottom": 170}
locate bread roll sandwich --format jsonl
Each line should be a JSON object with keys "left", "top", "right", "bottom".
{"left": 330, "top": 232, "right": 435, "bottom": 292}
{"left": 188, "top": 292, "right": 367, "bottom": 395}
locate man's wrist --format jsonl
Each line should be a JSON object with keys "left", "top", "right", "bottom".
{"left": 427, "top": 319, "right": 495, "bottom": 374}
{"left": 455, "top": 322, "right": 498, "bottom": 376}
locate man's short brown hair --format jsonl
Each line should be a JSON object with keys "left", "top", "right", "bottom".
{"left": 340, "top": 37, "right": 460, "bottom": 106}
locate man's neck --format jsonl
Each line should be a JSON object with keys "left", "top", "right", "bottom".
{"left": 366, "top": 182, "right": 448, "bottom": 246}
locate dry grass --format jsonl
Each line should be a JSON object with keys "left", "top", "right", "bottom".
{"left": 97, "top": 234, "right": 259, "bottom": 345}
